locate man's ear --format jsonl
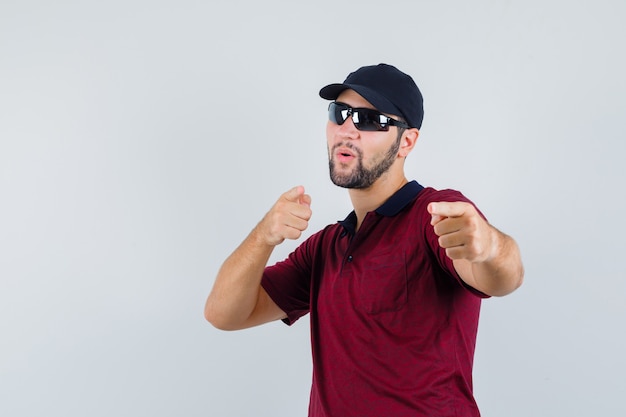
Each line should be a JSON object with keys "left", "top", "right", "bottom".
{"left": 398, "top": 128, "right": 419, "bottom": 158}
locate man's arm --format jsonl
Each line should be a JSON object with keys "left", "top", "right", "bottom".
{"left": 428, "top": 201, "right": 524, "bottom": 297}
{"left": 204, "top": 186, "right": 312, "bottom": 330}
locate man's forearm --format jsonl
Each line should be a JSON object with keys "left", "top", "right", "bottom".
{"left": 204, "top": 186, "right": 312, "bottom": 330}
{"left": 471, "top": 230, "right": 524, "bottom": 297}
{"left": 204, "top": 227, "right": 275, "bottom": 330}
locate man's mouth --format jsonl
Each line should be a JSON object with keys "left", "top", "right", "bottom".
{"left": 335, "top": 148, "right": 356, "bottom": 163}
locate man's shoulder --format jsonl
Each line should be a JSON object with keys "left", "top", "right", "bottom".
{"left": 416, "top": 186, "right": 469, "bottom": 204}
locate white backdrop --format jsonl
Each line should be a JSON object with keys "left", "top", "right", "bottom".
{"left": 1, "top": 1, "right": 625, "bottom": 416}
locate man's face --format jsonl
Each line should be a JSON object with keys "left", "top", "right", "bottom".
{"left": 326, "top": 90, "right": 403, "bottom": 189}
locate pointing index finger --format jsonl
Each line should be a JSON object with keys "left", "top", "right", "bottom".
{"left": 283, "top": 185, "right": 305, "bottom": 202}
{"left": 428, "top": 201, "right": 468, "bottom": 218}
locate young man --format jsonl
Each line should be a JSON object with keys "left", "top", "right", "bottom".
{"left": 205, "top": 63, "right": 524, "bottom": 416}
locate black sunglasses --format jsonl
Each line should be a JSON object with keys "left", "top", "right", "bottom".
{"left": 328, "top": 102, "right": 409, "bottom": 132}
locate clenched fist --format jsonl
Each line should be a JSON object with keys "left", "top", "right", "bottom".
{"left": 428, "top": 201, "right": 496, "bottom": 264}
{"left": 258, "top": 186, "right": 313, "bottom": 246}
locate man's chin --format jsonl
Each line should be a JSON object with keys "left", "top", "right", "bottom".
{"left": 330, "top": 174, "right": 353, "bottom": 189}
{"left": 330, "top": 174, "right": 369, "bottom": 190}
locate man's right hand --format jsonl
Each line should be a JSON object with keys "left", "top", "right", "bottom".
{"left": 257, "top": 186, "right": 312, "bottom": 246}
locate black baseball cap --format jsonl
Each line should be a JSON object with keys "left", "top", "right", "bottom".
{"left": 319, "top": 63, "right": 424, "bottom": 129}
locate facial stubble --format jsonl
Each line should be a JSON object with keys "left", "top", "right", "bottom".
{"left": 328, "top": 133, "right": 402, "bottom": 189}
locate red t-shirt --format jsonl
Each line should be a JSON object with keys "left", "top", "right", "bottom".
{"left": 262, "top": 181, "right": 487, "bottom": 417}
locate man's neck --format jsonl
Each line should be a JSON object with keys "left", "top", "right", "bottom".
{"left": 348, "top": 174, "right": 409, "bottom": 232}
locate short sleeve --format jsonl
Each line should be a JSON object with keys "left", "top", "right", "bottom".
{"left": 261, "top": 231, "right": 322, "bottom": 325}
{"left": 418, "top": 188, "right": 490, "bottom": 298}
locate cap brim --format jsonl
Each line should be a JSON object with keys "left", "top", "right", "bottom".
{"left": 319, "top": 83, "right": 349, "bottom": 100}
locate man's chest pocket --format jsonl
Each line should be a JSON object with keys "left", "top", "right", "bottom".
{"left": 357, "top": 256, "right": 408, "bottom": 314}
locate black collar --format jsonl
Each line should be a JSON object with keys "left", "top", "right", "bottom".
{"left": 376, "top": 180, "right": 424, "bottom": 217}
{"left": 338, "top": 181, "right": 424, "bottom": 234}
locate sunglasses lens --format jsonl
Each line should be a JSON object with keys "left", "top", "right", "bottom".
{"left": 328, "top": 102, "right": 390, "bottom": 131}
{"left": 329, "top": 102, "right": 348, "bottom": 125}
{"left": 354, "top": 109, "right": 389, "bottom": 131}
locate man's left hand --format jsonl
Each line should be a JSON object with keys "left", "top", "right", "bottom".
{"left": 427, "top": 201, "right": 496, "bottom": 263}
